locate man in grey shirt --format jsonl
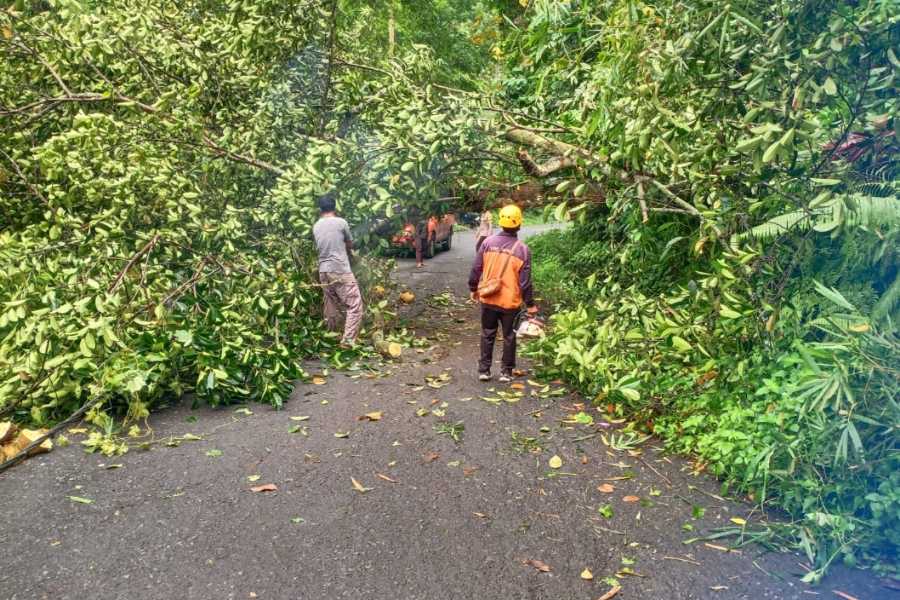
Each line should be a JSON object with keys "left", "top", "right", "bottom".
{"left": 312, "top": 192, "right": 363, "bottom": 346}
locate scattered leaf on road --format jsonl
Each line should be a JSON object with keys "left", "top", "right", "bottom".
{"left": 597, "top": 483, "right": 615, "bottom": 493}
{"left": 522, "top": 559, "right": 552, "bottom": 573}
{"left": 580, "top": 568, "right": 594, "bottom": 580}
{"left": 510, "top": 383, "right": 525, "bottom": 390}
{"left": 290, "top": 415, "right": 310, "bottom": 421}
{"left": 234, "top": 407, "right": 253, "bottom": 416}
{"left": 598, "top": 504, "right": 614, "bottom": 518}
{"left": 473, "top": 512, "right": 489, "bottom": 519}
{"left": 730, "top": 517, "right": 747, "bottom": 526}
{"left": 598, "top": 586, "right": 622, "bottom": 600}
{"left": 549, "top": 455, "right": 563, "bottom": 469}
{"left": 250, "top": 484, "right": 277, "bottom": 493}
{"left": 423, "top": 451, "right": 440, "bottom": 463}
{"left": 360, "top": 411, "right": 383, "bottom": 421}
{"left": 463, "top": 466, "right": 479, "bottom": 477}
{"left": 623, "top": 495, "right": 640, "bottom": 503}
{"left": 205, "top": 449, "right": 222, "bottom": 457}
{"left": 351, "top": 477, "right": 372, "bottom": 493}
{"left": 415, "top": 408, "right": 430, "bottom": 417}
{"left": 312, "top": 376, "right": 327, "bottom": 385}
{"left": 67, "top": 495, "right": 93, "bottom": 504}
{"left": 291, "top": 517, "right": 305, "bottom": 524}
{"left": 703, "top": 543, "right": 740, "bottom": 554}
{"left": 334, "top": 431, "right": 350, "bottom": 438}
{"left": 247, "top": 475, "right": 261, "bottom": 482}
{"left": 376, "top": 473, "right": 397, "bottom": 483}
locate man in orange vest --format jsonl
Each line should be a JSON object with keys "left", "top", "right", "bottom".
{"left": 468, "top": 204, "right": 538, "bottom": 382}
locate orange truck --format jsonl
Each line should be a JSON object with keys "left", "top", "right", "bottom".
{"left": 390, "top": 214, "right": 455, "bottom": 258}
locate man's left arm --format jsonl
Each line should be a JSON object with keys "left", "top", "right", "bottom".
{"left": 468, "top": 244, "right": 485, "bottom": 298}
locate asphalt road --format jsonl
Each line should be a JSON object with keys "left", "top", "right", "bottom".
{"left": 1, "top": 227, "right": 895, "bottom": 600}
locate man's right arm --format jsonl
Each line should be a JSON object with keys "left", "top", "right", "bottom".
{"left": 519, "top": 246, "right": 537, "bottom": 311}
{"left": 342, "top": 220, "right": 353, "bottom": 253}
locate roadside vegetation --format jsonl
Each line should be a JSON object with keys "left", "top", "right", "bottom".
{"left": 515, "top": 0, "right": 898, "bottom": 579}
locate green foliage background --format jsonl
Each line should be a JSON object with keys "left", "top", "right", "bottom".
{"left": 512, "top": 0, "right": 898, "bottom": 578}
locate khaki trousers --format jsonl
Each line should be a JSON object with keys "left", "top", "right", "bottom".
{"left": 320, "top": 272, "right": 363, "bottom": 344}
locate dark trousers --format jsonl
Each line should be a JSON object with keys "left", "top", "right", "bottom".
{"left": 479, "top": 306, "right": 517, "bottom": 374}
{"left": 415, "top": 236, "right": 426, "bottom": 263}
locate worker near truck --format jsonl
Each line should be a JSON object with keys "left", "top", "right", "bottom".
{"left": 468, "top": 204, "right": 538, "bottom": 382}
{"left": 312, "top": 192, "right": 363, "bottom": 347}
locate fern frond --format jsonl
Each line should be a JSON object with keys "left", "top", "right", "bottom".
{"left": 843, "top": 195, "right": 900, "bottom": 229}
{"left": 872, "top": 273, "right": 900, "bottom": 325}
{"left": 736, "top": 210, "right": 813, "bottom": 242}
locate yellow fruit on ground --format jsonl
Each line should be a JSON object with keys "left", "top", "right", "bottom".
{"left": 399, "top": 291, "right": 415, "bottom": 304}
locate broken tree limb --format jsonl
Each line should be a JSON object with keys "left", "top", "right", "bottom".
{"left": 637, "top": 179, "right": 649, "bottom": 224}
{"left": 515, "top": 148, "right": 576, "bottom": 177}
{"left": 503, "top": 127, "right": 702, "bottom": 218}
{"left": 0, "top": 398, "right": 100, "bottom": 473}
{"left": 503, "top": 127, "right": 628, "bottom": 182}
{"left": 108, "top": 233, "right": 161, "bottom": 293}
{"left": 371, "top": 331, "right": 402, "bottom": 359}
{"left": 649, "top": 178, "right": 701, "bottom": 216}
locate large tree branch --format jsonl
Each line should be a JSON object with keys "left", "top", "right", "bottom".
{"left": 515, "top": 148, "right": 576, "bottom": 177}
{"left": 503, "top": 127, "right": 700, "bottom": 218}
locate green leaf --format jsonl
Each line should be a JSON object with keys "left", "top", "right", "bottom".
{"left": 672, "top": 336, "right": 692, "bottom": 352}
{"left": 761, "top": 140, "right": 781, "bottom": 164}
{"left": 719, "top": 306, "right": 741, "bottom": 319}
{"left": 68, "top": 495, "right": 94, "bottom": 504}
{"left": 813, "top": 281, "right": 856, "bottom": 311}
{"left": 619, "top": 388, "right": 640, "bottom": 402}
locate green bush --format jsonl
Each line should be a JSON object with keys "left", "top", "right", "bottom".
{"left": 526, "top": 225, "right": 899, "bottom": 576}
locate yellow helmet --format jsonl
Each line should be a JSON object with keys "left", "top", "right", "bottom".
{"left": 498, "top": 204, "right": 523, "bottom": 229}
